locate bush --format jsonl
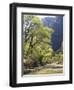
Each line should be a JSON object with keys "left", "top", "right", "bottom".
{"left": 52, "top": 52, "right": 63, "bottom": 64}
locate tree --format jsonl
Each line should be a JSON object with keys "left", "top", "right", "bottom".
{"left": 23, "top": 15, "right": 54, "bottom": 68}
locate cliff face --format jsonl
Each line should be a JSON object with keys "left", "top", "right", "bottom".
{"left": 56, "top": 42, "right": 63, "bottom": 52}
{"left": 42, "top": 16, "right": 63, "bottom": 51}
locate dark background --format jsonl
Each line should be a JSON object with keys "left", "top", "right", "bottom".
{"left": 42, "top": 16, "right": 63, "bottom": 51}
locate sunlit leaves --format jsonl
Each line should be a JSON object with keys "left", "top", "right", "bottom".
{"left": 32, "top": 16, "right": 42, "bottom": 25}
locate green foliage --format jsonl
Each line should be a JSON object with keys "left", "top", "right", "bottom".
{"left": 42, "top": 48, "right": 54, "bottom": 64}
{"left": 32, "top": 16, "right": 42, "bottom": 25}
{"left": 52, "top": 52, "right": 63, "bottom": 64}
{"left": 23, "top": 15, "right": 34, "bottom": 21}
